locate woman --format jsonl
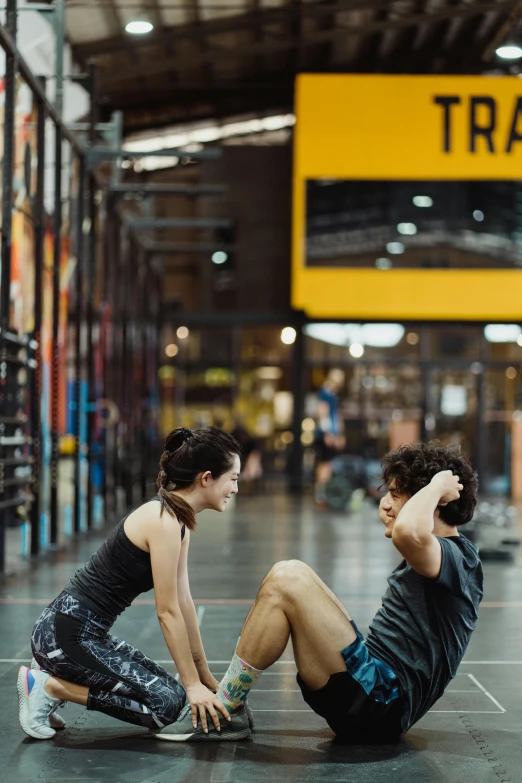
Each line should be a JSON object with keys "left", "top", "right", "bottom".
{"left": 18, "top": 426, "right": 249, "bottom": 741}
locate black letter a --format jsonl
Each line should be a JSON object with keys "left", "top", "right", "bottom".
{"left": 506, "top": 97, "right": 522, "bottom": 153}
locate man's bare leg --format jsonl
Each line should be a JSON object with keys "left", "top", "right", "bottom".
{"left": 237, "top": 559, "right": 356, "bottom": 690}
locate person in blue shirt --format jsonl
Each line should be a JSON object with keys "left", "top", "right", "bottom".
{"left": 314, "top": 368, "right": 345, "bottom": 507}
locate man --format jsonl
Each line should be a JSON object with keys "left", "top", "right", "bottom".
{"left": 158, "top": 441, "right": 482, "bottom": 743}
{"left": 314, "top": 368, "right": 346, "bottom": 508}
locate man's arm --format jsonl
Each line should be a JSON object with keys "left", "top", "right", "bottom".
{"left": 391, "top": 471, "right": 463, "bottom": 579}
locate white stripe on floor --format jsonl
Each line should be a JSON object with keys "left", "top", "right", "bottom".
{"left": 467, "top": 673, "right": 507, "bottom": 713}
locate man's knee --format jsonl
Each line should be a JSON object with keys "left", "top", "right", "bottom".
{"left": 263, "top": 560, "right": 314, "bottom": 598}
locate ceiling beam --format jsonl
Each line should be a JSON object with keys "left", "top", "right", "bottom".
{"left": 72, "top": 0, "right": 393, "bottom": 61}
{"left": 149, "top": 0, "right": 180, "bottom": 79}
{"left": 119, "top": 93, "right": 292, "bottom": 131}
{"left": 443, "top": 14, "right": 488, "bottom": 73}
{"left": 145, "top": 241, "right": 234, "bottom": 252}
{"left": 110, "top": 183, "right": 228, "bottom": 196}
{"left": 191, "top": 0, "right": 217, "bottom": 98}
{"left": 248, "top": 0, "right": 265, "bottom": 78}
{"left": 347, "top": 4, "right": 389, "bottom": 73}
{"left": 99, "top": 0, "right": 149, "bottom": 96}
{"left": 161, "top": 263, "right": 200, "bottom": 274}
{"left": 100, "top": 0, "right": 125, "bottom": 36}
{"left": 378, "top": 0, "right": 426, "bottom": 73}
{"left": 130, "top": 217, "right": 232, "bottom": 230}
{"left": 110, "top": 80, "right": 293, "bottom": 111}
{"left": 98, "top": 0, "right": 514, "bottom": 91}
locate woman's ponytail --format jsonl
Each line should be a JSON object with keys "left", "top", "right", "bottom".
{"left": 157, "top": 484, "right": 196, "bottom": 530}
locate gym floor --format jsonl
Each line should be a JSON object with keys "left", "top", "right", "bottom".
{"left": 1, "top": 494, "right": 520, "bottom": 783}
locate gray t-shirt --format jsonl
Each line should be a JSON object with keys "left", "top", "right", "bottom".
{"left": 365, "top": 535, "right": 483, "bottom": 732}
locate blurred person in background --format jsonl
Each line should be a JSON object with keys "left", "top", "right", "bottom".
{"left": 314, "top": 369, "right": 346, "bottom": 508}
{"left": 231, "top": 423, "right": 263, "bottom": 492}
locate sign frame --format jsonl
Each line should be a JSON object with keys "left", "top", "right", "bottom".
{"left": 292, "top": 74, "right": 522, "bottom": 321}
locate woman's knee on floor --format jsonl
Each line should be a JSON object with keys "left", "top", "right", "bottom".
{"left": 146, "top": 682, "right": 186, "bottom": 726}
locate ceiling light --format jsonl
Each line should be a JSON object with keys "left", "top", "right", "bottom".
{"left": 349, "top": 343, "right": 365, "bottom": 358}
{"left": 304, "top": 323, "right": 404, "bottom": 348}
{"left": 165, "top": 343, "right": 178, "bottom": 357}
{"left": 256, "top": 366, "right": 283, "bottom": 380}
{"left": 176, "top": 326, "right": 189, "bottom": 339}
{"left": 212, "top": 251, "right": 228, "bottom": 265}
{"left": 302, "top": 418, "right": 316, "bottom": 432}
{"left": 413, "top": 196, "right": 433, "bottom": 208}
{"left": 125, "top": 20, "right": 154, "bottom": 34}
{"left": 375, "top": 257, "right": 392, "bottom": 270}
{"left": 484, "top": 324, "right": 521, "bottom": 343}
{"left": 397, "top": 222, "right": 417, "bottom": 235}
{"left": 281, "top": 327, "right": 297, "bottom": 345}
{"left": 361, "top": 324, "right": 404, "bottom": 348}
{"left": 496, "top": 45, "right": 522, "bottom": 60}
{"left": 124, "top": 114, "right": 295, "bottom": 154}
{"left": 386, "top": 241, "right": 405, "bottom": 254}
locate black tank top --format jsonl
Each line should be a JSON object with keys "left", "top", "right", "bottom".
{"left": 65, "top": 498, "right": 186, "bottom": 621}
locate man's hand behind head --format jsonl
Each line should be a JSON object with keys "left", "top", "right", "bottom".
{"left": 430, "top": 471, "right": 463, "bottom": 506}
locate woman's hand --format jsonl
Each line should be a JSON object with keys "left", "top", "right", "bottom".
{"left": 185, "top": 682, "right": 230, "bottom": 733}
{"left": 200, "top": 673, "right": 220, "bottom": 692}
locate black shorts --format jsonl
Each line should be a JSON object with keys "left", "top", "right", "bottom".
{"left": 315, "top": 438, "right": 338, "bottom": 464}
{"left": 297, "top": 621, "right": 406, "bottom": 743}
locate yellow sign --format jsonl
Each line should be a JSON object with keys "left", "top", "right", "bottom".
{"left": 292, "top": 75, "right": 522, "bottom": 321}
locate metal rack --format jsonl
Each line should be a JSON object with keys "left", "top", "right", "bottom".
{"left": 0, "top": 0, "right": 230, "bottom": 573}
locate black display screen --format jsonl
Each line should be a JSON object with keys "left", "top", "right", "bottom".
{"left": 305, "top": 179, "right": 522, "bottom": 269}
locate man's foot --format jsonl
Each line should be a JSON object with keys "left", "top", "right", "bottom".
{"left": 30, "top": 658, "right": 66, "bottom": 729}
{"left": 151, "top": 700, "right": 251, "bottom": 742}
{"left": 17, "top": 666, "right": 63, "bottom": 740}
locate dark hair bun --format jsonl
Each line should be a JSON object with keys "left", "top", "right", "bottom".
{"left": 165, "top": 428, "right": 193, "bottom": 453}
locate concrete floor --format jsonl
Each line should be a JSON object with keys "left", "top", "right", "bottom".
{"left": 0, "top": 494, "right": 520, "bottom": 783}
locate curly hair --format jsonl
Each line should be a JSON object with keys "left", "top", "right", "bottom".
{"left": 381, "top": 441, "right": 478, "bottom": 526}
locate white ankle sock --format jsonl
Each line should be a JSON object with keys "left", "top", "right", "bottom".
{"left": 216, "top": 653, "right": 263, "bottom": 712}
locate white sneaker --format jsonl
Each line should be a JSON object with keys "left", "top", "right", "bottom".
{"left": 17, "top": 666, "right": 62, "bottom": 740}
{"left": 30, "top": 658, "right": 66, "bottom": 729}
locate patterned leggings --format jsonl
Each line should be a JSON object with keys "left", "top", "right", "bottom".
{"left": 31, "top": 591, "right": 186, "bottom": 730}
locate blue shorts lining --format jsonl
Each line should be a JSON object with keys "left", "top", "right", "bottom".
{"left": 340, "top": 620, "right": 401, "bottom": 705}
